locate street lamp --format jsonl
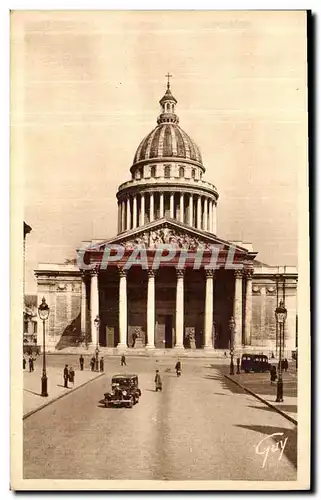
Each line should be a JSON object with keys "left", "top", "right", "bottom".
{"left": 38, "top": 297, "right": 50, "bottom": 397}
{"left": 275, "top": 300, "right": 287, "bottom": 402}
{"left": 229, "top": 316, "right": 236, "bottom": 375}
{"left": 94, "top": 315, "right": 100, "bottom": 371}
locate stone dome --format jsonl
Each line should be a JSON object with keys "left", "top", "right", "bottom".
{"left": 133, "top": 123, "right": 203, "bottom": 166}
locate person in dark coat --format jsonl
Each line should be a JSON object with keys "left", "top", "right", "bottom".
{"left": 100, "top": 357, "right": 104, "bottom": 372}
{"left": 69, "top": 366, "right": 75, "bottom": 387}
{"left": 63, "top": 364, "right": 69, "bottom": 388}
{"left": 28, "top": 356, "right": 34, "bottom": 372}
{"left": 121, "top": 354, "right": 126, "bottom": 366}
{"left": 284, "top": 358, "right": 288, "bottom": 372}
{"left": 79, "top": 355, "right": 84, "bottom": 371}
{"left": 175, "top": 360, "right": 181, "bottom": 377}
{"left": 131, "top": 332, "right": 137, "bottom": 348}
{"left": 155, "top": 370, "right": 162, "bottom": 392}
{"left": 236, "top": 357, "right": 241, "bottom": 374}
{"left": 90, "top": 357, "right": 95, "bottom": 372}
{"left": 270, "top": 365, "right": 277, "bottom": 384}
{"left": 23, "top": 357, "right": 26, "bottom": 370}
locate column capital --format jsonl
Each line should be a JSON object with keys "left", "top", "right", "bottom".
{"left": 118, "top": 267, "right": 128, "bottom": 278}
{"left": 205, "top": 269, "right": 215, "bottom": 279}
{"left": 176, "top": 269, "right": 185, "bottom": 279}
{"left": 244, "top": 268, "right": 254, "bottom": 279}
{"left": 234, "top": 269, "right": 243, "bottom": 279}
{"left": 147, "top": 269, "right": 155, "bottom": 278}
{"left": 89, "top": 268, "right": 99, "bottom": 277}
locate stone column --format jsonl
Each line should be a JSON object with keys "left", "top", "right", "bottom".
{"left": 121, "top": 199, "right": 126, "bottom": 232}
{"left": 132, "top": 195, "right": 137, "bottom": 229}
{"left": 203, "top": 198, "right": 208, "bottom": 231}
{"left": 90, "top": 270, "right": 99, "bottom": 346}
{"left": 175, "top": 270, "right": 185, "bottom": 349}
{"left": 140, "top": 193, "right": 145, "bottom": 226}
{"left": 81, "top": 272, "right": 87, "bottom": 338}
{"left": 233, "top": 270, "right": 243, "bottom": 347}
{"left": 180, "top": 192, "right": 184, "bottom": 223}
{"left": 197, "top": 196, "right": 202, "bottom": 229}
{"left": 150, "top": 192, "right": 154, "bottom": 222}
{"left": 204, "top": 270, "right": 214, "bottom": 349}
{"left": 209, "top": 200, "right": 213, "bottom": 233}
{"left": 146, "top": 270, "right": 155, "bottom": 349}
{"left": 213, "top": 202, "right": 217, "bottom": 234}
{"left": 160, "top": 192, "right": 164, "bottom": 218}
{"left": 118, "top": 269, "right": 127, "bottom": 349}
{"left": 126, "top": 197, "right": 131, "bottom": 231}
{"left": 117, "top": 202, "right": 121, "bottom": 233}
{"left": 170, "top": 192, "right": 174, "bottom": 218}
{"left": 189, "top": 194, "right": 193, "bottom": 226}
{"left": 244, "top": 269, "right": 253, "bottom": 345}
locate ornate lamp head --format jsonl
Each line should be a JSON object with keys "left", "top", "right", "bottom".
{"left": 38, "top": 297, "right": 50, "bottom": 321}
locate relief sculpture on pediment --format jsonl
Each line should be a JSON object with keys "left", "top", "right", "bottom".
{"left": 119, "top": 227, "right": 209, "bottom": 250}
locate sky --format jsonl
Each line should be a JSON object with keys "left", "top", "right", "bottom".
{"left": 11, "top": 10, "right": 307, "bottom": 293}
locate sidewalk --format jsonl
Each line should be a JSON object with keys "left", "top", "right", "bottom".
{"left": 220, "top": 363, "right": 297, "bottom": 424}
{"left": 23, "top": 366, "right": 104, "bottom": 418}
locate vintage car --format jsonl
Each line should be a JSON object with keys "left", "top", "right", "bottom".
{"left": 104, "top": 374, "right": 141, "bottom": 408}
{"left": 241, "top": 354, "right": 270, "bottom": 373}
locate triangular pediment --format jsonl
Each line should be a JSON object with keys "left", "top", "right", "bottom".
{"left": 90, "top": 218, "right": 255, "bottom": 256}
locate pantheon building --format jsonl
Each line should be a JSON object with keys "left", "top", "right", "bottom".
{"left": 35, "top": 81, "right": 298, "bottom": 355}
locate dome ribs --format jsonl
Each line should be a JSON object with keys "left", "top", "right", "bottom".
{"left": 139, "top": 128, "right": 156, "bottom": 161}
{"left": 163, "top": 125, "right": 173, "bottom": 157}
{"left": 174, "top": 127, "right": 186, "bottom": 158}
{"left": 149, "top": 126, "right": 163, "bottom": 158}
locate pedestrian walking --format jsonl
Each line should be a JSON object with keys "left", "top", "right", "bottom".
{"left": 224, "top": 351, "right": 227, "bottom": 358}
{"left": 121, "top": 354, "right": 126, "bottom": 366}
{"left": 79, "top": 355, "right": 84, "bottom": 371}
{"left": 69, "top": 366, "right": 75, "bottom": 387}
{"left": 23, "top": 356, "right": 26, "bottom": 370}
{"left": 236, "top": 357, "right": 240, "bottom": 374}
{"left": 175, "top": 360, "right": 181, "bottom": 377}
{"left": 270, "top": 365, "right": 277, "bottom": 384}
{"left": 28, "top": 356, "right": 34, "bottom": 372}
{"left": 100, "top": 357, "right": 104, "bottom": 372}
{"left": 90, "top": 357, "right": 95, "bottom": 372}
{"left": 284, "top": 358, "right": 288, "bottom": 372}
{"left": 155, "top": 369, "right": 162, "bottom": 392}
{"left": 63, "top": 364, "right": 69, "bottom": 388}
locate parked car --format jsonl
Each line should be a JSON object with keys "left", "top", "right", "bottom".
{"left": 241, "top": 354, "right": 270, "bottom": 373}
{"left": 104, "top": 374, "right": 141, "bottom": 408}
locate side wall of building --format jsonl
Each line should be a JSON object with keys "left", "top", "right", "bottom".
{"left": 36, "top": 271, "right": 82, "bottom": 351}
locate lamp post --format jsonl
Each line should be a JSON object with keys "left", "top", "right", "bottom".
{"left": 229, "top": 316, "right": 236, "bottom": 375}
{"left": 275, "top": 300, "right": 287, "bottom": 402}
{"left": 38, "top": 297, "right": 50, "bottom": 397}
{"left": 94, "top": 315, "right": 100, "bottom": 372}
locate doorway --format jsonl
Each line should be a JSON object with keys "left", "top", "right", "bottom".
{"left": 165, "top": 315, "right": 173, "bottom": 348}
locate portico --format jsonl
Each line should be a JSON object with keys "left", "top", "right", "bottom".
{"left": 79, "top": 220, "right": 256, "bottom": 351}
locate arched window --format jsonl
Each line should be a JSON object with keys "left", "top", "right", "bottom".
{"left": 200, "top": 172, "right": 203, "bottom": 179}
{"left": 164, "top": 165, "right": 171, "bottom": 178}
{"left": 191, "top": 169, "right": 196, "bottom": 179}
{"left": 135, "top": 168, "right": 140, "bottom": 180}
{"left": 150, "top": 166, "right": 156, "bottom": 178}
{"left": 179, "top": 167, "right": 184, "bottom": 178}
{"left": 166, "top": 103, "right": 170, "bottom": 112}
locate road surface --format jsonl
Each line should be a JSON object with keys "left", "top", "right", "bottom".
{"left": 23, "top": 359, "right": 297, "bottom": 481}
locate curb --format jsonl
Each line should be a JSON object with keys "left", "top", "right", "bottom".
{"left": 223, "top": 374, "right": 298, "bottom": 426}
{"left": 23, "top": 372, "right": 105, "bottom": 420}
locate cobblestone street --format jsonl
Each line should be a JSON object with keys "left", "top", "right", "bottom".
{"left": 23, "top": 357, "right": 297, "bottom": 481}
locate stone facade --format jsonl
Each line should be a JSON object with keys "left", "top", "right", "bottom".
{"left": 34, "top": 82, "right": 298, "bottom": 355}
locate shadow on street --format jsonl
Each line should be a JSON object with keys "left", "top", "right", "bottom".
{"left": 235, "top": 424, "right": 297, "bottom": 468}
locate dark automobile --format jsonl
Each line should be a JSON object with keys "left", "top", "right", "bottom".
{"left": 241, "top": 354, "right": 270, "bottom": 373}
{"left": 104, "top": 374, "right": 141, "bottom": 408}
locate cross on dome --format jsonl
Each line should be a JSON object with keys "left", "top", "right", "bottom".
{"left": 165, "top": 72, "right": 173, "bottom": 89}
